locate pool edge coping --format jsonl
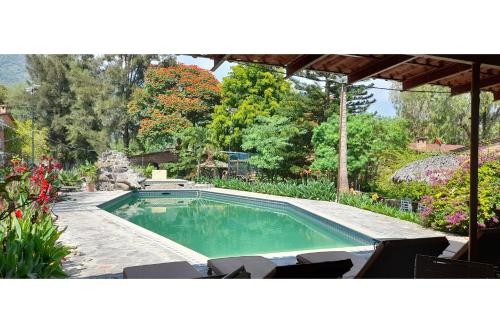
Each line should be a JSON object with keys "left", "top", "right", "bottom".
{"left": 95, "top": 189, "right": 378, "bottom": 263}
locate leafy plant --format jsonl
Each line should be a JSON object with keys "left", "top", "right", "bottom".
{"left": 133, "top": 164, "right": 155, "bottom": 179}
{"left": 0, "top": 157, "right": 69, "bottom": 278}
{"left": 58, "top": 169, "right": 83, "bottom": 186}
{"left": 338, "top": 192, "right": 422, "bottom": 224}
{"left": 212, "top": 178, "right": 337, "bottom": 201}
{"left": 0, "top": 208, "right": 70, "bottom": 278}
{"left": 79, "top": 161, "right": 98, "bottom": 183}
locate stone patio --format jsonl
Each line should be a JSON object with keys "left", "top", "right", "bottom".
{"left": 54, "top": 189, "right": 467, "bottom": 278}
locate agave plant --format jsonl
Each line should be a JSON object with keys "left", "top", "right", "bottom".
{"left": 58, "top": 169, "right": 83, "bottom": 186}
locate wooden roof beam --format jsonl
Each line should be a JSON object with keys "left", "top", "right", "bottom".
{"left": 451, "top": 74, "right": 500, "bottom": 95}
{"left": 211, "top": 54, "right": 231, "bottom": 71}
{"left": 285, "top": 54, "right": 329, "bottom": 79}
{"left": 402, "top": 63, "right": 471, "bottom": 90}
{"left": 494, "top": 91, "right": 500, "bottom": 101}
{"left": 431, "top": 55, "right": 500, "bottom": 68}
{"left": 347, "top": 55, "right": 417, "bottom": 84}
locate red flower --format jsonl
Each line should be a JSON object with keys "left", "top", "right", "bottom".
{"left": 15, "top": 166, "right": 28, "bottom": 173}
{"left": 15, "top": 209, "right": 23, "bottom": 219}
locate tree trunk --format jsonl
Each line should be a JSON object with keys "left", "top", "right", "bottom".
{"left": 324, "top": 78, "right": 331, "bottom": 122}
{"left": 123, "top": 122, "right": 130, "bottom": 149}
{"left": 337, "top": 83, "right": 349, "bottom": 198}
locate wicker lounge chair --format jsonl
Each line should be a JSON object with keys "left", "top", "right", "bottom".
{"left": 123, "top": 261, "right": 250, "bottom": 279}
{"left": 207, "top": 256, "right": 277, "bottom": 279}
{"left": 208, "top": 255, "right": 354, "bottom": 279}
{"left": 263, "top": 259, "right": 353, "bottom": 279}
{"left": 451, "top": 228, "right": 500, "bottom": 266}
{"left": 415, "top": 255, "right": 496, "bottom": 278}
{"left": 123, "top": 261, "right": 203, "bottom": 279}
{"left": 296, "top": 237, "right": 450, "bottom": 279}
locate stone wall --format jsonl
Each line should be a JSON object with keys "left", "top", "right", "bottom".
{"left": 128, "top": 150, "right": 178, "bottom": 167}
{"left": 96, "top": 151, "right": 146, "bottom": 191}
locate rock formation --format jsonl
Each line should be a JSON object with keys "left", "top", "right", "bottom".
{"left": 96, "top": 151, "right": 146, "bottom": 191}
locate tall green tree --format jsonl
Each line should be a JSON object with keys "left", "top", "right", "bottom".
{"left": 26, "top": 55, "right": 116, "bottom": 163}
{"left": 11, "top": 119, "right": 50, "bottom": 162}
{"left": 209, "top": 64, "right": 291, "bottom": 150}
{"left": 26, "top": 55, "right": 75, "bottom": 162}
{"left": 312, "top": 114, "right": 410, "bottom": 189}
{"left": 65, "top": 55, "right": 109, "bottom": 162}
{"left": 293, "top": 72, "right": 376, "bottom": 193}
{"left": 101, "top": 54, "right": 162, "bottom": 150}
{"left": 242, "top": 115, "right": 305, "bottom": 179}
{"left": 390, "top": 83, "right": 500, "bottom": 144}
{"left": 293, "top": 72, "right": 376, "bottom": 124}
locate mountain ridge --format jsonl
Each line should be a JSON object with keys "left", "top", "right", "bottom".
{"left": 0, "top": 54, "right": 28, "bottom": 85}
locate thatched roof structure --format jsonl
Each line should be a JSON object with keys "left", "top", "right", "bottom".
{"left": 392, "top": 155, "right": 460, "bottom": 183}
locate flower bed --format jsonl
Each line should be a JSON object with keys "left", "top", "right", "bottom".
{"left": 419, "top": 153, "right": 500, "bottom": 234}
{"left": 0, "top": 157, "right": 70, "bottom": 278}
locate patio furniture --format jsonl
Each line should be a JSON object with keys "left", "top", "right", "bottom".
{"left": 450, "top": 228, "right": 500, "bottom": 266}
{"left": 208, "top": 256, "right": 277, "bottom": 279}
{"left": 415, "top": 255, "right": 496, "bottom": 279}
{"left": 123, "top": 261, "right": 250, "bottom": 279}
{"left": 263, "top": 259, "right": 353, "bottom": 279}
{"left": 296, "top": 237, "right": 450, "bottom": 279}
{"left": 400, "top": 198, "right": 413, "bottom": 212}
{"left": 60, "top": 185, "right": 80, "bottom": 192}
{"left": 123, "top": 261, "right": 203, "bottom": 279}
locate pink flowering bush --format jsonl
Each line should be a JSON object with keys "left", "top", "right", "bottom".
{"left": 419, "top": 152, "right": 500, "bottom": 234}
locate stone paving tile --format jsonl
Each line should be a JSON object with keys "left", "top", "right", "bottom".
{"left": 55, "top": 189, "right": 467, "bottom": 278}
{"left": 55, "top": 191, "right": 187, "bottom": 278}
{"left": 205, "top": 188, "right": 467, "bottom": 250}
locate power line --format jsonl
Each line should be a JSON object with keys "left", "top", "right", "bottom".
{"left": 44, "top": 136, "right": 97, "bottom": 153}
{"left": 234, "top": 61, "right": 452, "bottom": 94}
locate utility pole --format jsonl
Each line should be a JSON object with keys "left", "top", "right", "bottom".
{"left": 26, "top": 85, "right": 38, "bottom": 165}
{"left": 336, "top": 82, "right": 349, "bottom": 199}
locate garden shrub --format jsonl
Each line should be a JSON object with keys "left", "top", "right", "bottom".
{"left": 79, "top": 161, "right": 98, "bottom": 183}
{"left": 133, "top": 164, "right": 155, "bottom": 179}
{"left": 212, "top": 178, "right": 337, "bottom": 201}
{"left": 58, "top": 169, "right": 83, "bottom": 186}
{"left": 209, "top": 178, "right": 421, "bottom": 224}
{"left": 0, "top": 207, "right": 70, "bottom": 278}
{"left": 419, "top": 154, "right": 500, "bottom": 234}
{"left": 338, "top": 192, "right": 422, "bottom": 224}
{"left": 373, "top": 149, "right": 433, "bottom": 200}
{"left": 0, "top": 157, "right": 70, "bottom": 278}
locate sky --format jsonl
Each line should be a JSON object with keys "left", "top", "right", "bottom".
{"left": 176, "top": 55, "right": 397, "bottom": 117}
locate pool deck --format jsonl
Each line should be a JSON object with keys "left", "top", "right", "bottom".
{"left": 54, "top": 189, "right": 467, "bottom": 278}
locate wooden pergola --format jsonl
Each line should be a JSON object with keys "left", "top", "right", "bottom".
{"left": 201, "top": 54, "right": 500, "bottom": 261}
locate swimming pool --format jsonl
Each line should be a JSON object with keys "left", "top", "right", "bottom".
{"left": 101, "top": 191, "right": 374, "bottom": 258}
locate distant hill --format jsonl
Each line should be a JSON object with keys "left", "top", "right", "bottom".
{"left": 0, "top": 54, "right": 28, "bottom": 85}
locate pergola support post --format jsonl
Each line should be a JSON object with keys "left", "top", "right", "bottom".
{"left": 336, "top": 83, "right": 349, "bottom": 199}
{"left": 469, "top": 62, "right": 481, "bottom": 261}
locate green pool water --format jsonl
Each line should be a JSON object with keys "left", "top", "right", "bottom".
{"left": 103, "top": 192, "right": 372, "bottom": 258}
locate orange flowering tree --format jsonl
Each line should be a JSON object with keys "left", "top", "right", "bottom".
{"left": 130, "top": 64, "right": 220, "bottom": 151}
